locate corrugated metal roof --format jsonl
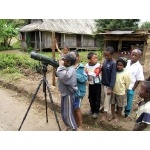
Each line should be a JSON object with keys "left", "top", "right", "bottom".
{"left": 99, "top": 30, "right": 134, "bottom": 35}
{"left": 20, "top": 19, "right": 96, "bottom": 35}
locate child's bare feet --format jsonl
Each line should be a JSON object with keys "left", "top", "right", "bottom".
{"left": 112, "top": 117, "right": 119, "bottom": 123}
{"left": 108, "top": 115, "right": 115, "bottom": 121}
{"left": 77, "top": 127, "right": 83, "bottom": 131}
{"left": 100, "top": 115, "right": 107, "bottom": 122}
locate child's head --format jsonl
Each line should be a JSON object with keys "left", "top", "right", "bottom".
{"left": 87, "top": 52, "right": 98, "bottom": 65}
{"left": 63, "top": 46, "right": 70, "bottom": 54}
{"left": 62, "top": 52, "right": 76, "bottom": 67}
{"left": 116, "top": 57, "right": 127, "bottom": 71}
{"left": 104, "top": 46, "right": 114, "bottom": 60}
{"left": 130, "top": 49, "right": 142, "bottom": 63}
{"left": 139, "top": 77, "right": 150, "bottom": 99}
{"left": 70, "top": 50, "right": 80, "bottom": 64}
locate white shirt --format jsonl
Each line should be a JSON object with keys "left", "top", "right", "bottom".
{"left": 126, "top": 60, "right": 144, "bottom": 90}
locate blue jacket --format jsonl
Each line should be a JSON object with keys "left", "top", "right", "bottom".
{"left": 75, "top": 63, "right": 87, "bottom": 98}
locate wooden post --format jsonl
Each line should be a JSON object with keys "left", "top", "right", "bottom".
{"left": 63, "top": 33, "right": 65, "bottom": 47}
{"left": 39, "top": 31, "right": 41, "bottom": 52}
{"left": 118, "top": 40, "right": 122, "bottom": 52}
{"left": 81, "top": 34, "right": 83, "bottom": 47}
{"left": 35, "top": 32, "right": 37, "bottom": 49}
{"left": 52, "top": 31, "right": 56, "bottom": 86}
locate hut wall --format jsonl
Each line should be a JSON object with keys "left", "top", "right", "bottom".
{"left": 82, "top": 35, "right": 94, "bottom": 47}
{"left": 65, "top": 34, "right": 76, "bottom": 47}
{"left": 144, "top": 35, "right": 150, "bottom": 68}
{"left": 42, "top": 31, "right": 52, "bottom": 48}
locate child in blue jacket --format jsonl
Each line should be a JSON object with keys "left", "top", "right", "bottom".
{"left": 71, "top": 51, "right": 88, "bottom": 130}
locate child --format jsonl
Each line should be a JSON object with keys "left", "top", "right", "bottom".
{"left": 109, "top": 57, "right": 131, "bottom": 123}
{"left": 133, "top": 78, "right": 150, "bottom": 131}
{"left": 71, "top": 50, "right": 88, "bottom": 130}
{"left": 85, "top": 52, "right": 101, "bottom": 119}
{"left": 56, "top": 52, "right": 78, "bottom": 131}
{"left": 55, "top": 39, "right": 70, "bottom": 58}
{"left": 124, "top": 49, "right": 144, "bottom": 118}
{"left": 100, "top": 46, "right": 116, "bottom": 122}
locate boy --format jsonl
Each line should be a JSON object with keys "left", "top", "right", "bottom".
{"left": 56, "top": 52, "right": 78, "bottom": 131}
{"left": 100, "top": 46, "right": 116, "bottom": 122}
{"left": 71, "top": 50, "right": 87, "bottom": 130}
{"left": 124, "top": 49, "right": 144, "bottom": 118}
{"left": 85, "top": 52, "right": 101, "bottom": 119}
{"left": 133, "top": 77, "right": 150, "bottom": 131}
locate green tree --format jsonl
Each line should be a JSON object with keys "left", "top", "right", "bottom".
{"left": 140, "top": 21, "right": 150, "bottom": 30}
{"left": 95, "top": 19, "right": 140, "bottom": 32}
{"left": 0, "top": 19, "right": 29, "bottom": 47}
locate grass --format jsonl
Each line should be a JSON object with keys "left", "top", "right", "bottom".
{"left": 0, "top": 50, "right": 103, "bottom": 81}
{"left": 38, "top": 50, "right": 103, "bottom": 65}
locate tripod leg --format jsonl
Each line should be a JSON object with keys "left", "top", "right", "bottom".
{"left": 43, "top": 81, "right": 48, "bottom": 123}
{"left": 18, "top": 80, "right": 43, "bottom": 131}
{"left": 46, "top": 80, "right": 61, "bottom": 131}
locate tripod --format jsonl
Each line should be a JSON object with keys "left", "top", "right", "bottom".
{"left": 18, "top": 62, "right": 61, "bottom": 131}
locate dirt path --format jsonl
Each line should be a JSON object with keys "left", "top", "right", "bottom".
{"left": 0, "top": 86, "right": 65, "bottom": 131}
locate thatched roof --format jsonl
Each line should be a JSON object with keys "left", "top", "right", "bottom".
{"left": 19, "top": 19, "right": 96, "bottom": 35}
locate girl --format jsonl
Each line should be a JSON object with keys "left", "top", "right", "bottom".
{"left": 133, "top": 77, "right": 150, "bottom": 131}
{"left": 109, "top": 57, "right": 131, "bottom": 123}
{"left": 55, "top": 39, "right": 70, "bottom": 58}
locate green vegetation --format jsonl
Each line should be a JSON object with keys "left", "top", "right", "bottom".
{"left": 95, "top": 19, "right": 140, "bottom": 32}
{"left": 0, "top": 52, "right": 39, "bottom": 81}
{"left": 140, "top": 21, "right": 150, "bottom": 30}
{"left": 0, "top": 50, "right": 103, "bottom": 81}
{"left": 0, "top": 19, "right": 29, "bottom": 50}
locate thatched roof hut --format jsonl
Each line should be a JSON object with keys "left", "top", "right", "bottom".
{"left": 19, "top": 19, "right": 98, "bottom": 51}
{"left": 20, "top": 19, "right": 96, "bottom": 34}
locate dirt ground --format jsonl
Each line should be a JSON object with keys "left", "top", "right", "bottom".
{"left": 0, "top": 86, "right": 65, "bottom": 131}
{"left": 0, "top": 50, "right": 149, "bottom": 131}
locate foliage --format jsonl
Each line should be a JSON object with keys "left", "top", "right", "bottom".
{"left": 0, "top": 53, "right": 39, "bottom": 70}
{"left": 11, "top": 40, "right": 21, "bottom": 49}
{"left": 95, "top": 19, "right": 140, "bottom": 32}
{"left": 140, "top": 21, "right": 150, "bottom": 30}
{"left": 0, "top": 19, "right": 30, "bottom": 49}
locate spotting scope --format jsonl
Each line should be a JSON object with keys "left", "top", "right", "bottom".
{"left": 30, "top": 52, "right": 59, "bottom": 68}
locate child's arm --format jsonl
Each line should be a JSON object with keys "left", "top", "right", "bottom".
{"left": 55, "top": 39, "right": 63, "bottom": 54}
{"left": 109, "top": 62, "right": 116, "bottom": 89}
{"left": 132, "top": 81, "right": 140, "bottom": 91}
{"left": 133, "top": 123, "right": 147, "bottom": 131}
{"left": 94, "top": 66, "right": 101, "bottom": 76}
{"left": 56, "top": 63, "right": 74, "bottom": 85}
{"left": 125, "top": 71, "right": 131, "bottom": 89}
{"left": 76, "top": 69, "right": 88, "bottom": 83}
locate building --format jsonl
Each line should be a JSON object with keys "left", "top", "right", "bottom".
{"left": 98, "top": 30, "right": 150, "bottom": 65}
{"left": 19, "top": 19, "right": 98, "bottom": 51}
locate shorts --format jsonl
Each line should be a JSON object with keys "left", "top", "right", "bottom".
{"left": 111, "top": 93, "right": 126, "bottom": 107}
{"left": 74, "top": 97, "right": 82, "bottom": 109}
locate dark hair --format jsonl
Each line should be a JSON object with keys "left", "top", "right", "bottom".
{"left": 105, "top": 46, "right": 114, "bottom": 55}
{"left": 71, "top": 50, "right": 79, "bottom": 57}
{"left": 144, "top": 77, "right": 150, "bottom": 93}
{"left": 87, "top": 52, "right": 97, "bottom": 60}
{"left": 64, "top": 46, "right": 70, "bottom": 51}
{"left": 62, "top": 52, "right": 76, "bottom": 65}
{"left": 117, "top": 57, "right": 127, "bottom": 67}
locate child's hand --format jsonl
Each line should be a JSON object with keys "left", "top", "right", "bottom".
{"left": 107, "top": 88, "right": 112, "bottom": 95}
{"left": 59, "top": 60, "right": 64, "bottom": 66}
{"left": 88, "top": 72, "right": 96, "bottom": 77}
